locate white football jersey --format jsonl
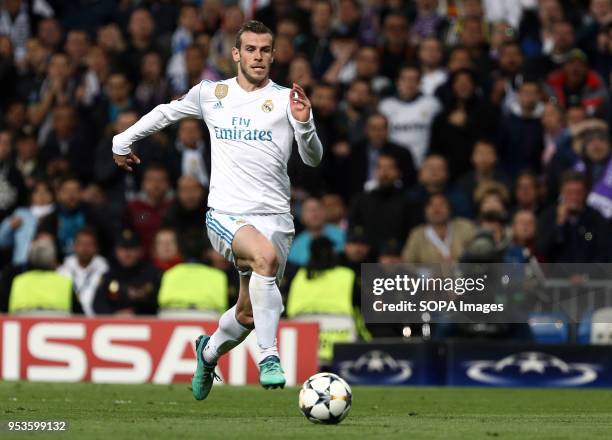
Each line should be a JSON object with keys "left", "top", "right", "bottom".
{"left": 378, "top": 94, "right": 441, "bottom": 167}
{"left": 113, "top": 77, "right": 322, "bottom": 215}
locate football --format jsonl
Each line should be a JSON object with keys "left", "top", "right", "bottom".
{"left": 298, "top": 372, "right": 352, "bottom": 424}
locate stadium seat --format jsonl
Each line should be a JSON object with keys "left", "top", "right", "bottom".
{"left": 527, "top": 312, "right": 569, "bottom": 344}
{"left": 590, "top": 308, "right": 612, "bottom": 345}
{"left": 577, "top": 311, "right": 594, "bottom": 344}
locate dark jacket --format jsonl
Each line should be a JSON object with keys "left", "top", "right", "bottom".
{"left": 537, "top": 205, "right": 610, "bottom": 263}
{"left": 498, "top": 105, "right": 544, "bottom": 179}
{"left": 348, "top": 185, "right": 415, "bottom": 253}
{"left": 93, "top": 260, "right": 161, "bottom": 315}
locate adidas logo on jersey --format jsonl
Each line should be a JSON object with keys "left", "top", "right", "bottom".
{"left": 213, "top": 101, "right": 223, "bottom": 109}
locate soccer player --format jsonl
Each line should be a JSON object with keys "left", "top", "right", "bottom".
{"left": 112, "top": 21, "right": 323, "bottom": 399}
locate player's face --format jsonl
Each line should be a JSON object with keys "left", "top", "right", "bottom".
{"left": 233, "top": 32, "right": 274, "bottom": 85}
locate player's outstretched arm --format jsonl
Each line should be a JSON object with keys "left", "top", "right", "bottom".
{"left": 289, "top": 83, "right": 323, "bottom": 168}
{"left": 112, "top": 82, "right": 205, "bottom": 171}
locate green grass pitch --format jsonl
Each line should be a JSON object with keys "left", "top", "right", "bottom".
{"left": 2, "top": 382, "right": 612, "bottom": 439}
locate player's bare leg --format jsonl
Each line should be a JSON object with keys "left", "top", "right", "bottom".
{"left": 233, "top": 225, "right": 286, "bottom": 389}
{"left": 192, "top": 275, "right": 254, "bottom": 400}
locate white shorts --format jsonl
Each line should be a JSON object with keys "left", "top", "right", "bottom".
{"left": 205, "top": 208, "right": 295, "bottom": 281}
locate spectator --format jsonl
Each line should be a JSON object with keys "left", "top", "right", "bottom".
{"left": 459, "top": 16, "right": 492, "bottom": 77}
{"left": 0, "top": 35, "right": 17, "bottom": 107}
{"left": 380, "top": 13, "right": 413, "bottom": 80}
{"left": 518, "top": 0, "right": 564, "bottom": 59}
{"left": 76, "top": 45, "right": 110, "bottom": 107}
{"left": 512, "top": 171, "right": 542, "bottom": 214}
{"left": 462, "top": 210, "right": 530, "bottom": 264}
{"left": 0, "top": 0, "right": 37, "bottom": 63}
{"left": 537, "top": 171, "right": 610, "bottom": 262}
{"left": 28, "top": 52, "right": 76, "bottom": 144}
{"left": 125, "top": 164, "right": 173, "bottom": 257}
{"left": 57, "top": 227, "right": 108, "bottom": 316}
{"left": 0, "top": 180, "right": 54, "bottom": 266}
{"left": 511, "top": 209, "right": 544, "bottom": 262}
{"left": 349, "top": 154, "right": 415, "bottom": 253}
{"left": 541, "top": 102, "right": 571, "bottom": 168}
{"left": 41, "top": 104, "right": 93, "bottom": 183}
{"left": 429, "top": 68, "right": 497, "bottom": 180}
{"left": 89, "top": 72, "right": 134, "bottom": 136}
{"left": 121, "top": 8, "right": 164, "bottom": 84}
{"left": 547, "top": 48, "right": 610, "bottom": 119}
{"left": 93, "top": 229, "right": 160, "bottom": 315}
{"left": 379, "top": 65, "right": 441, "bottom": 167}
{"left": 171, "top": 118, "right": 210, "bottom": 187}
{"left": 573, "top": 121, "right": 612, "bottom": 219}
{"left": 456, "top": 139, "right": 509, "bottom": 207}
{"left": 336, "top": 46, "right": 391, "bottom": 94}
{"left": 135, "top": 51, "right": 169, "bottom": 114}
{"left": 287, "top": 55, "right": 315, "bottom": 91}
{"left": 210, "top": 6, "right": 245, "bottom": 77}
{"left": 322, "top": 29, "right": 358, "bottom": 85}
{"left": 0, "top": 130, "right": 26, "bottom": 221}
{"left": 526, "top": 20, "right": 576, "bottom": 78}
{"left": 410, "top": 0, "right": 451, "bottom": 43}
{"left": 402, "top": 192, "right": 476, "bottom": 264}
{"left": 64, "top": 30, "right": 90, "bottom": 72}
{"left": 288, "top": 197, "right": 346, "bottom": 266}
{"left": 269, "top": 35, "right": 294, "bottom": 85}
{"left": 321, "top": 193, "right": 348, "bottom": 231}
{"left": 490, "top": 41, "right": 525, "bottom": 113}
{"left": 95, "top": 110, "right": 171, "bottom": 204}
{"left": 545, "top": 106, "right": 590, "bottom": 200}
{"left": 593, "top": 21, "right": 612, "bottom": 86}
{"left": 297, "top": 0, "right": 334, "bottom": 78}
{"left": 407, "top": 154, "right": 472, "bottom": 223}
{"left": 3, "top": 101, "right": 29, "bottom": 138}
{"left": 162, "top": 175, "right": 208, "bottom": 243}
{"left": 170, "top": 4, "right": 199, "bottom": 56}
{"left": 338, "top": 113, "right": 416, "bottom": 199}
{"left": 36, "top": 17, "right": 62, "bottom": 53}
{"left": 9, "top": 235, "right": 82, "bottom": 315}
{"left": 37, "top": 175, "right": 105, "bottom": 258}
{"left": 14, "top": 130, "right": 45, "bottom": 189}
{"left": 152, "top": 228, "right": 183, "bottom": 272}
{"left": 168, "top": 44, "right": 210, "bottom": 96}
{"left": 577, "top": 0, "right": 612, "bottom": 59}
{"left": 474, "top": 181, "right": 510, "bottom": 219}
{"left": 418, "top": 37, "right": 448, "bottom": 96}
{"left": 337, "top": 79, "right": 374, "bottom": 147}
{"left": 498, "top": 78, "right": 545, "bottom": 179}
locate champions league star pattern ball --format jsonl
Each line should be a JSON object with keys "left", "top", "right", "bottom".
{"left": 299, "top": 373, "right": 352, "bottom": 424}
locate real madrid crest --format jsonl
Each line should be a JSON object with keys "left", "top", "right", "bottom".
{"left": 262, "top": 99, "right": 274, "bottom": 113}
{"left": 215, "top": 84, "right": 229, "bottom": 100}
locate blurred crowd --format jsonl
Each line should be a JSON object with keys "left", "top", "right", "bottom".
{"left": 1, "top": 0, "right": 612, "bottom": 338}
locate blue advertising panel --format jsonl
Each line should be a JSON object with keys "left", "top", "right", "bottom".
{"left": 446, "top": 341, "right": 612, "bottom": 388}
{"left": 332, "top": 342, "right": 445, "bottom": 385}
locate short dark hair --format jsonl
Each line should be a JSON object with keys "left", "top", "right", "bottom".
{"left": 398, "top": 63, "right": 421, "bottom": 79}
{"left": 560, "top": 170, "right": 588, "bottom": 189}
{"left": 76, "top": 226, "right": 99, "bottom": 244}
{"left": 235, "top": 20, "right": 274, "bottom": 49}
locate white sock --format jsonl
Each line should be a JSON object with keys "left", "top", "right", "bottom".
{"left": 203, "top": 305, "right": 251, "bottom": 365}
{"left": 249, "top": 271, "right": 283, "bottom": 364}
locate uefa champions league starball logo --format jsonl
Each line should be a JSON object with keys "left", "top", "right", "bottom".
{"left": 338, "top": 350, "right": 413, "bottom": 384}
{"left": 466, "top": 352, "right": 599, "bottom": 386}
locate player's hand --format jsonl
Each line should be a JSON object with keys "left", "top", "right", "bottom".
{"left": 113, "top": 150, "right": 141, "bottom": 172}
{"left": 290, "top": 83, "right": 311, "bottom": 123}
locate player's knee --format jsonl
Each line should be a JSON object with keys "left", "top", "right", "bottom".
{"left": 251, "top": 246, "right": 279, "bottom": 276}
